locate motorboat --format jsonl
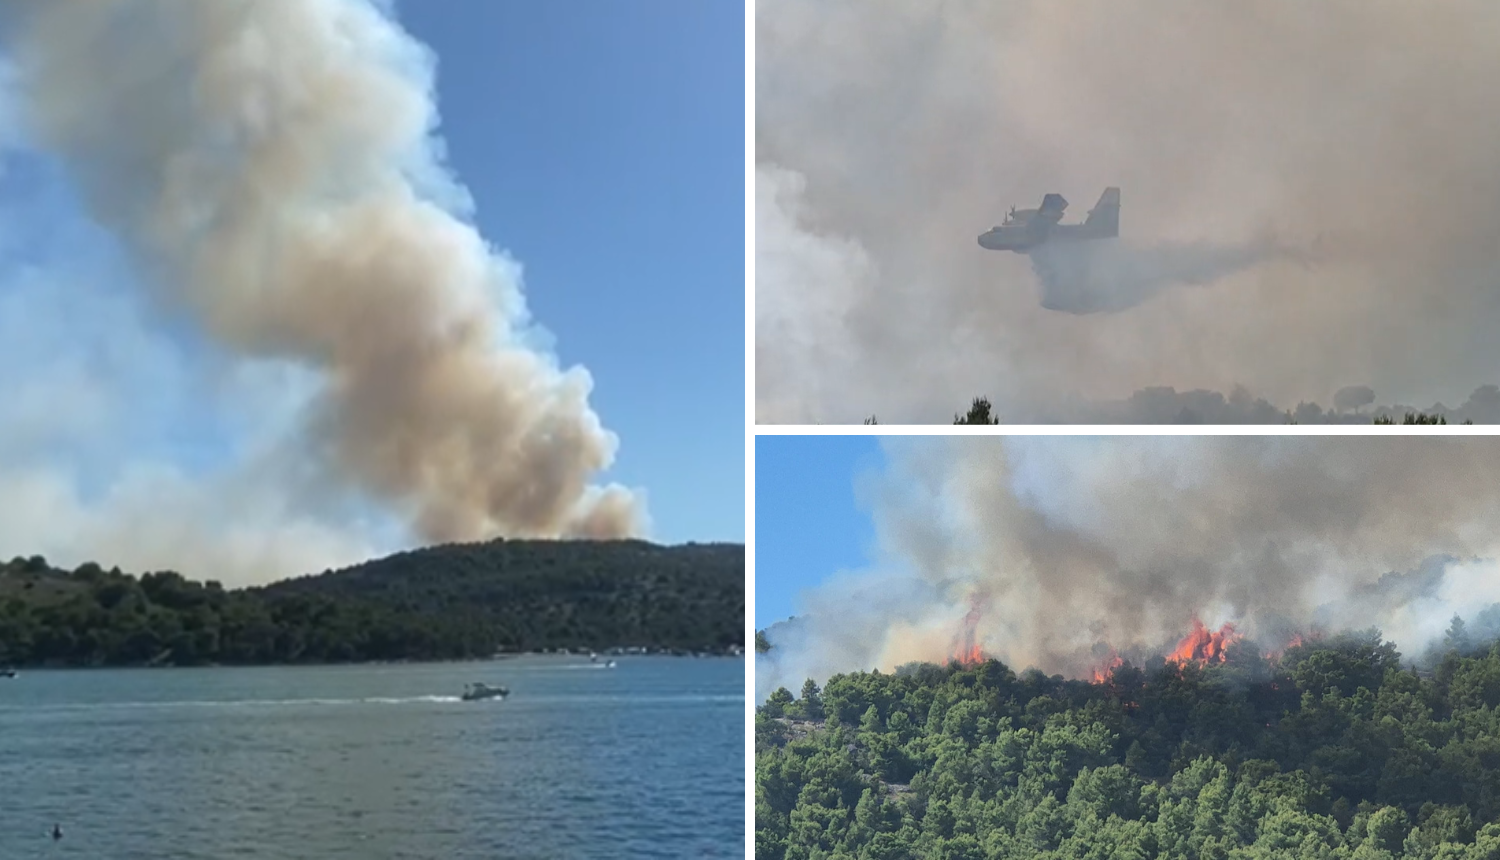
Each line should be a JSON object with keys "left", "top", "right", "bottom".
{"left": 461, "top": 682, "right": 508, "bottom": 702}
{"left": 0, "top": 667, "right": 16, "bottom": 678}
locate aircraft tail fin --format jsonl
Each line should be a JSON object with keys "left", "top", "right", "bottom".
{"left": 1085, "top": 187, "right": 1120, "bottom": 236}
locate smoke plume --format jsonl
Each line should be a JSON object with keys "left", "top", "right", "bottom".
{"left": 758, "top": 437, "right": 1500, "bottom": 699}
{"left": 756, "top": 0, "right": 1500, "bottom": 423}
{"left": 2, "top": 1, "right": 643, "bottom": 544}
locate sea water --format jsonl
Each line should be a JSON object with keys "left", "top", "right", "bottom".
{"left": 0, "top": 656, "right": 743, "bottom": 858}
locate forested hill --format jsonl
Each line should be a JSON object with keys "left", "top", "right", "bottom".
{"left": 756, "top": 629, "right": 1500, "bottom": 860}
{"left": 0, "top": 539, "right": 743, "bottom": 668}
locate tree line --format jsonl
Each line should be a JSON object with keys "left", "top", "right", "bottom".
{"left": 860, "top": 399, "right": 1470, "bottom": 425}
{"left": 864, "top": 402, "right": 1470, "bottom": 426}
{"left": 756, "top": 623, "right": 1500, "bottom": 859}
{"left": 0, "top": 539, "right": 744, "bottom": 667}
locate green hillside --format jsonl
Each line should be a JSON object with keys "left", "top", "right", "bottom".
{"left": 0, "top": 539, "right": 744, "bottom": 667}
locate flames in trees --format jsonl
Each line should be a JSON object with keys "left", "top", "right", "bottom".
{"left": 951, "top": 599, "right": 986, "bottom": 666}
{"left": 1088, "top": 619, "right": 1318, "bottom": 684}
{"left": 1091, "top": 648, "right": 1123, "bottom": 683}
{"left": 1089, "top": 617, "right": 1240, "bottom": 683}
{"left": 945, "top": 602, "right": 1315, "bottom": 681}
{"left": 1168, "top": 618, "right": 1241, "bottom": 665}
{"left": 1265, "top": 631, "right": 1323, "bottom": 663}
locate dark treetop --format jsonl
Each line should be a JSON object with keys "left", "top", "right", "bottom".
{"left": 0, "top": 539, "right": 744, "bottom": 667}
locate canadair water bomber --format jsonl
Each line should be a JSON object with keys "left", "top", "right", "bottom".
{"left": 978, "top": 187, "right": 1120, "bottom": 253}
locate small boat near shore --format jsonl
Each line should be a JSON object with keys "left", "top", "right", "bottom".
{"left": 461, "top": 682, "right": 508, "bottom": 702}
{"left": 0, "top": 668, "right": 16, "bottom": 678}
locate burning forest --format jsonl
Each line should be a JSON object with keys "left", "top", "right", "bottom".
{"left": 757, "top": 613, "right": 1500, "bottom": 859}
{"left": 758, "top": 435, "right": 1500, "bottom": 859}
{"left": 756, "top": 436, "right": 1500, "bottom": 702}
{"left": 949, "top": 599, "right": 987, "bottom": 667}
{"left": 956, "top": 607, "right": 1320, "bottom": 685}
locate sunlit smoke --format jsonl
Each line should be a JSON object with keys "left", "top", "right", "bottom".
{"left": 2, "top": 0, "right": 645, "bottom": 544}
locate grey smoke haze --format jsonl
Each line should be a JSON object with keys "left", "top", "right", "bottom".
{"left": 756, "top": 0, "right": 1500, "bottom": 423}
{"left": 758, "top": 437, "right": 1500, "bottom": 700}
{"left": 1031, "top": 382, "right": 1500, "bottom": 425}
{"left": 1333, "top": 385, "right": 1377, "bottom": 414}
{"left": 1030, "top": 236, "right": 1304, "bottom": 315}
{"left": 3, "top": 1, "right": 643, "bottom": 544}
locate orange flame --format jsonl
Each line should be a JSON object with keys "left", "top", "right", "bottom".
{"left": 1091, "top": 648, "right": 1123, "bottom": 683}
{"left": 1087, "top": 623, "right": 1323, "bottom": 682}
{"left": 1263, "top": 633, "right": 1303, "bottom": 664}
{"left": 950, "top": 600, "right": 985, "bottom": 666}
{"left": 1168, "top": 618, "right": 1240, "bottom": 666}
{"left": 1266, "top": 631, "right": 1322, "bottom": 663}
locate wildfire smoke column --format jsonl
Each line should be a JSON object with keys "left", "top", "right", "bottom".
{"left": 755, "top": 436, "right": 1500, "bottom": 700}
{"left": 1, "top": 0, "right": 644, "bottom": 541}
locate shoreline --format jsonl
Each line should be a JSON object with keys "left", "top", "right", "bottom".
{"left": 0, "top": 650, "right": 747, "bottom": 673}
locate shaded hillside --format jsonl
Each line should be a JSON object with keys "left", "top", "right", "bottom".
{"left": 0, "top": 539, "right": 743, "bottom": 667}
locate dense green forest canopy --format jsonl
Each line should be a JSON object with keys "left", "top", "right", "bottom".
{"left": 756, "top": 626, "right": 1500, "bottom": 860}
{"left": 0, "top": 539, "right": 743, "bottom": 667}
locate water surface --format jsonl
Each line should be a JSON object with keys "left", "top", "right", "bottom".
{"left": 0, "top": 657, "right": 743, "bottom": 859}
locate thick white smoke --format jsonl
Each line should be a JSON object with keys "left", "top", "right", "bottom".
{"left": 756, "top": 0, "right": 1500, "bottom": 423}
{"left": 758, "top": 437, "right": 1500, "bottom": 700}
{"left": 756, "top": 165, "right": 875, "bottom": 423}
{"left": 1, "top": 0, "right": 644, "bottom": 558}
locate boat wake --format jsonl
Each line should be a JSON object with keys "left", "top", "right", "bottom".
{"left": 512, "top": 694, "right": 743, "bottom": 706}
{"left": 1, "top": 695, "right": 464, "bottom": 712}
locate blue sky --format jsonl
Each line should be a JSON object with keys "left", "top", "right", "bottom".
{"left": 0, "top": 0, "right": 744, "bottom": 580}
{"left": 756, "top": 436, "right": 884, "bottom": 627}
{"left": 391, "top": 1, "right": 745, "bottom": 543}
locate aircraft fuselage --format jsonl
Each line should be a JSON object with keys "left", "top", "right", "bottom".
{"left": 978, "top": 222, "right": 1107, "bottom": 252}
{"left": 978, "top": 187, "right": 1120, "bottom": 253}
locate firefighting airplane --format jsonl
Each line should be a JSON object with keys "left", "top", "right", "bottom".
{"left": 977, "top": 187, "right": 1121, "bottom": 253}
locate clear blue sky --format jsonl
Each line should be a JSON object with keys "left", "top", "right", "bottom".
{"left": 756, "top": 436, "right": 885, "bottom": 628}
{"left": 0, "top": 1, "right": 745, "bottom": 555}
{"left": 395, "top": 1, "right": 745, "bottom": 543}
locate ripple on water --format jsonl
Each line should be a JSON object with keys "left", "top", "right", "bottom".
{"left": 0, "top": 658, "right": 744, "bottom": 859}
